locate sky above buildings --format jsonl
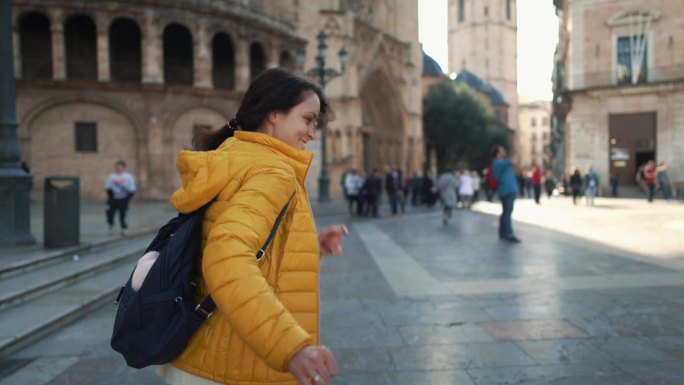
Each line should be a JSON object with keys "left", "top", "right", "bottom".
{"left": 418, "top": 0, "right": 559, "bottom": 102}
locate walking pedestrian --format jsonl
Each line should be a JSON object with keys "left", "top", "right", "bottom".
{"left": 492, "top": 146, "right": 521, "bottom": 243}
{"left": 343, "top": 169, "right": 361, "bottom": 216}
{"left": 385, "top": 166, "right": 404, "bottom": 215}
{"left": 471, "top": 170, "right": 481, "bottom": 203}
{"left": 570, "top": 168, "right": 583, "bottom": 205}
{"left": 544, "top": 170, "right": 556, "bottom": 199}
{"left": 105, "top": 160, "right": 136, "bottom": 235}
{"left": 438, "top": 169, "right": 458, "bottom": 225}
{"left": 584, "top": 166, "right": 599, "bottom": 206}
{"left": 422, "top": 170, "right": 438, "bottom": 207}
{"left": 643, "top": 160, "right": 657, "bottom": 202}
{"left": 531, "top": 163, "right": 542, "bottom": 204}
{"left": 362, "top": 169, "right": 382, "bottom": 217}
{"left": 610, "top": 173, "right": 619, "bottom": 197}
{"left": 657, "top": 162, "right": 672, "bottom": 201}
{"left": 410, "top": 172, "right": 423, "bottom": 207}
{"left": 458, "top": 170, "right": 474, "bottom": 209}
{"left": 157, "top": 68, "right": 346, "bottom": 385}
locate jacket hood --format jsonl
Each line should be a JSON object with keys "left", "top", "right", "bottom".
{"left": 170, "top": 131, "right": 314, "bottom": 213}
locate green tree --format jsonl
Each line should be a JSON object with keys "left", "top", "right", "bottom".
{"left": 423, "top": 79, "right": 500, "bottom": 172}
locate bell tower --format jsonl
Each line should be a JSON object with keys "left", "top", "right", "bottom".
{"left": 448, "top": 0, "right": 518, "bottom": 130}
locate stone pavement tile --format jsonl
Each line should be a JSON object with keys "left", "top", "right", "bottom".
{"left": 483, "top": 304, "right": 600, "bottom": 321}
{"left": 330, "top": 372, "right": 389, "bottom": 385}
{"left": 606, "top": 313, "right": 684, "bottom": 337}
{"left": 320, "top": 266, "right": 394, "bottom": 301}
{"left": 333, "top": 347, "right": 394, "bottom": 373}
{"left": 614, "top": 361, "right": 684, "bottom": 385}
{"left": 388, "top": 342, "right": 536, "bottom": 371}
{"left": 379, "top": 306, "right": 492, "bottom": 327}
{"left": 360, "top": 297, "right": 437, "bottom": 314}
{"left": 564, "top": 315, "right": 621, "bottom": 337}
{"left": 430, "top": 294, "right": 514, "bottom": 310}
{"left": 320, "top": 298, "right": 364, "bottom": 315}
{"left": 514, "top": 339, "right": 612, "bottom": 365}
{"left": 640, "top": 336, "right": 684, "bottom": 359}
{"left": 320, "top": 311, "right": 404, "bottom": 349}
{"left": 587, "top": 337, "right": 677, "bottom": 362}
{"left": 478, "top": 319, "right": 589, "bottom": 341}
{"left": 0, "top": 358, "right": 32, "bottom": 380}
{"left": 387, "top": 370, "right": 476, "bottom": 385}
{"left": 465, "top": 362, "right": 643, "bottom": 385}
{"left": 0, "top": 356, "right": 78, "bottom": 385}
{"left": 398, "top": 323, "right": 494, "bottom": 345}
{"left": 45, "top": 355, "right": 164, "bottom": 385}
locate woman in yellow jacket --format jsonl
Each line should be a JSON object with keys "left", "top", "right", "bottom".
{"left": 158, "top": 68, "right": 348, "bottom": 385}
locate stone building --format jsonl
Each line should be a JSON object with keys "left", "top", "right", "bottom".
{"left": 447, "top": 0, "right": 518, "bottom": 132}
{"left": 553, "top": 0, "right": 683, "bottom": 191}
{"left": 518, "top": 100, "right": 552, "bottom": 170}
{"left": 12, "top": 0, "right": 422, "bottom": 200}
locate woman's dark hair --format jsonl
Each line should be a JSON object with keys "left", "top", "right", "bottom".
{"left": 491, "top": 146, "right": 503, "bottom": 159}
{"left": 193, "top": 68, "right": 334, "bottom": 151}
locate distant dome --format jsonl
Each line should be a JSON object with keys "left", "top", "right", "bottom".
{"left": 422, "top": 51, "right": 444, "bottom": 77}
{"left": 454, "top": 70, "right": 508, "bottom": 106}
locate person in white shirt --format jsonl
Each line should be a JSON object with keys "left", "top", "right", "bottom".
{"left": 343, "top": 169, "right": 361, "bottom": 216}
{"left": 471, "top": 170, "right": 481, "bottom": 203}
{"left": 458, "top": 170, "right": 474, "bottom": 209}
{"left": 105, "top": 160, "right": 136, "bottom": 234}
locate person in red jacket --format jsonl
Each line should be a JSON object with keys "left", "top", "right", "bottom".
{"left": 531, "top": 163, "right": 542, "bottom": 204}
{"left": 643, "top": 160, "right": 657, "bottom": 202}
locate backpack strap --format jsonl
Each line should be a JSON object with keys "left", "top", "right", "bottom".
{"left": 195, "top": 194, "right": 294, "bottom": 319}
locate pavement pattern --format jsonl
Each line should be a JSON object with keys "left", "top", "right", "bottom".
{"left": 2, "top": 196, "right": 684, "bottom": 385}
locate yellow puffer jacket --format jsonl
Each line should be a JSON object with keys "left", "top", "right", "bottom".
{"left": 169, "top": 131, "right": 319, "bottom": 384}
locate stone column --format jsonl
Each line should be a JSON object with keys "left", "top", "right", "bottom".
{"left": 0, "top": 0, "right": 35, "bottom": 246}
{"left": 235, "top": 38, "right": 250, "bottom": 92}
{"left": 12, "top": 19, "right": 21, "bottom": 79}
{"left": 96, "top": 12, "right": 110, "bottom": 82}
{"left": 142, "top": 10, "right": 163, "bottom": 84}
{"left": 48, "top": 8, "right": 65, "bottom": 80}
{"left": 194, "top": 21, "right": 211, "bottom": 88}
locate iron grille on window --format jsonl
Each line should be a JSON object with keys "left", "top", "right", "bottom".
{"left": 75, "top": 122, "right": 97, "bottom": 152}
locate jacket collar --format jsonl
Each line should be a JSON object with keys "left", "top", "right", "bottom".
{"left": 231, "top": 131, "right": 314, "bottom": 182}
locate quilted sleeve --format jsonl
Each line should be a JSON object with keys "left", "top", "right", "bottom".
{"left": 202, "top": 161, "right": 312, "bottom": 372}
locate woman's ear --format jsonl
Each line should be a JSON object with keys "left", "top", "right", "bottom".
{"left": 261, "top": 112, "right": 279, "bottom": 135}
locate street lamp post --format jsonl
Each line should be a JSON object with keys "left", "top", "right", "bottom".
{"left": 0, "top": 0, "right": 35, "bottom": 247}
{"left": 297, "top": 31, "right": 348, "bottom": 202}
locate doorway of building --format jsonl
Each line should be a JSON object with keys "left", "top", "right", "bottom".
{"left": 608, "top": 112, "right": 656, "bottom": 186}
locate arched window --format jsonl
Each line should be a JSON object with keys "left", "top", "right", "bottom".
{"left": 163, "top": 23, "right": 193, "bottom": 85}
{"left": 19, "top": 12, "right": 52, "bottom": 80}
{"left": 65, "top": 14, "right": 97, "bottom": 80}
{"left": 212, "top": 32, "right": 235, "bottom": 90}
{"left": 109, "top": 18, "right": 141, "bottom": 82}
{"left": 279, "top": 50, "right": 295, "bottom": 71}
{"left": 250, "top": 43, "right": 265, "bottom": 81}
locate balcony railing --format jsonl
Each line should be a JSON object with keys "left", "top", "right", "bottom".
{"left": 569, "top": 65, "right": 684, "bottom": 90}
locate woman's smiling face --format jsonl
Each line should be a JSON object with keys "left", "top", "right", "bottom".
{"left": 267, "top": 92, "right": 320, "bottom": 150}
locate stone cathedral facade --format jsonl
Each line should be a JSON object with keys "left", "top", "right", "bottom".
{"left": 11, "top": 0, "right": 422, "bottom": 200}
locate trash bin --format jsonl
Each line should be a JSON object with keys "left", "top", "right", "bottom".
{"left": 44, "top": 176, "right": 80, "bottom": 248}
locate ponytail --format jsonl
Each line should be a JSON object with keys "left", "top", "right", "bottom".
{"left": 192, "top": 118, "right": 241, "bottom": 151}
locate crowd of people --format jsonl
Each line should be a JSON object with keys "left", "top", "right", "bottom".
{"left": 341, "top": 166, "right": 484, "bottom": 219}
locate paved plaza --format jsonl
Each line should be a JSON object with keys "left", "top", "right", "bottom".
{"left": 1, "top": 196, "right": 684, "bottom": 384}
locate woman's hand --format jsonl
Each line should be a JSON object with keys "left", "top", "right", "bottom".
{"left": 318, "top": 225, "right": 348, "bottom": 257}
{"left": 288, "top": 345, "right": 338, "bottom": 385}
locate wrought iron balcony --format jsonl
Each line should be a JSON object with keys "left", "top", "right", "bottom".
{"left": 568, "top": 65, "right": 684, "bottom": 91}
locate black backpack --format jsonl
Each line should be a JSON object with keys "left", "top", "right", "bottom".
{"left": 111, "top": 199, "right": 291, "bottom": 369}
